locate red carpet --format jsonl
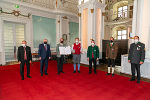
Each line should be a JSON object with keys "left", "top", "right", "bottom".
{"left": 0, "top": 61, "right": 150, "bottom": 100}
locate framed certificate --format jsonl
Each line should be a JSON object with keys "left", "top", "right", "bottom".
{"left": 59, "top": 46, "right": 71, "bottom": 55}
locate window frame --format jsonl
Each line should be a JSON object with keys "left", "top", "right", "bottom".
{"left": 117, "top": 30, "right": 127, "bottom": 40}
{"left": 117, "top": 5, "right": 128, "bottom": 18}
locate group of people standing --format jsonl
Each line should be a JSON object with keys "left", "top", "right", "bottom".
{"left": 17, "top": 36, "right": 145, "bottom": 84}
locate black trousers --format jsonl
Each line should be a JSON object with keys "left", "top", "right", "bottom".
{"left": 57, "top": 55, "right": 64, "bottom": 73}
{"left": 20, "top": 60, "right": 30, "bottom": 79}
{"left": 89, "top": 58, "right": 96, "bottom": 73}
{"left": 40, "top": 58, "right": 48, "bottom": 74}
{"left": 108, "top": 58, "right": 115, "bottom": 67}
{"left": 131, "top": 63, "right": 141, "bottom": 81}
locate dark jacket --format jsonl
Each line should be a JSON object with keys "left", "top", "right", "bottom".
{"left": 38, "top": 44, "right": 51, "bottom": 59}
{"left": 87, "top": 45, "right": 99, "bottom": 59}
{"left": 106, "top": 42, "right": 118, "bottom": 59}
{"left": 17, "top": 46, "right": 32, "bottom": 62}
{"left": 128, "top": 42, "right": 145, "bottom": 64}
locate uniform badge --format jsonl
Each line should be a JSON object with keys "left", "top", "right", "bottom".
{"left": 137, "top": 45, "right": 141, "bottom": 50}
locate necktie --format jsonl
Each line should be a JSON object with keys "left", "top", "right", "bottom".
{"left": 92, "top": 48, "right": 94, "bottom": 58}
{"left": 44, "top": 45, "right": 47, "bottom": 51}
{"left": 24, "top": 47, "right": 27, "bottom": 60}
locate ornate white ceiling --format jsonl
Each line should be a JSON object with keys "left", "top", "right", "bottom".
{"left": 16, "top": 0, "right": 79, "bottom": 14}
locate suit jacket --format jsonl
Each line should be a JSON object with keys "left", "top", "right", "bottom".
{"left": 17, "top": 46, "right": 32, "bottom": 62}
{"left": 128, "top": 42, "right": 145, "bottom": 64}
{"left": 38, "top": 44, "right": 51, "bottom": 59}
{"left": 87, "top": 45, "right": 99, "bottom": 59}
{"left": 106, "top": 42, "right": 118, "bottom": 59}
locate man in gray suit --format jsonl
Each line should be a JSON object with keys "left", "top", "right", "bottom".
{"left": 128, "top": 36, "right": 145, "bottom": 83}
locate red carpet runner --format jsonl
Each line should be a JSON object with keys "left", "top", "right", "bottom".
{"left": 0, "top": 61, "right": 150, "bottom": 100}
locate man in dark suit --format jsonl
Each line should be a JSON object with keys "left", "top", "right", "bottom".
{"left": 38, "top": 39, "right": 51, "bottom": 76}
{"left": 87, "top": 40, "right": 99, "bottom": 74}
{"left": 128, "top": 36, "right": 145, "bottom": 83}
{"left": 17, "top": 40, "right": 32, "bottom": 80}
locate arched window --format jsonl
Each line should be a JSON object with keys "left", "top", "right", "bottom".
{"left": 118, "top": 6, "right": 128, "bottom": 18}
{"left": 117, "top": 30, "right": 127, "bottom": 40}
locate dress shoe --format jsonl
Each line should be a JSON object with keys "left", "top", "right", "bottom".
{"left": 21, "top": 78, "right": 24, "bottom": 80}
{"left": 45, "top": 73, "right": 48, "bottom": 75}
{"left": 73, "top": 71, "right": 76, "bottom": 73}
{"left": 78, "top": 71, "right": 80, "bottom": 73}
{"left": 41, "top": 74, "right": 43, "bottom": 76}
{"left": 27, "top": 76, "right": 32, "bottom": 78}
{"left": 61, "top": 71, "right": 65, "bottom": 73}
{"left": 137, "top": 80, "right": 140, "bottom": 83}
{"left": 106, "top": 73, "right": 111, "bottom": 75}
{"left": 89, "top": 72, "right": 92, "bottom": 74}
{"left": 94, "top": 72, "right": 97, "bottom": 74}
{"left": 129, "top": 78, "right": 135, "bottom": 81}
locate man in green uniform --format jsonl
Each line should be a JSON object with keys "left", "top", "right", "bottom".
{"left": 128, "top": 36, "right": 145, "bottom": 83}
{"left": 87, "top": 40, "right": 99, "bottom": 74}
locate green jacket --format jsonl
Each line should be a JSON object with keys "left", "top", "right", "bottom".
{"left": 87, "top": 45, "right": 99, "bottom": 59}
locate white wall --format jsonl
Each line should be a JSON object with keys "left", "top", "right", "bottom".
{"left": 132, "top": 0, "right": 150, "bottom": 58}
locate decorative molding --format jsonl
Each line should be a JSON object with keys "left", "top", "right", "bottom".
{"left": 62, "top": 16, "right": 68, "bottom": 19}
{"left": 78, "top": 13, "right": 81, "bottom": 17}
{"left": 1, "top": 0, "right": 78, "bottom": 17}
{"left": 91, "top": 9, "right": 94, "bottom": 13}
{"left": 0, "top": 7, "right": 31, "bottom": 18}
{"left": 102, "top": 12, "right": 106, "bottom": 16}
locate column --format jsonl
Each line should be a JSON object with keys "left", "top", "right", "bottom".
{"left": 78, "top": 10, "right": 82, "bottom": 40}
{"left": 0, "top": 18, "right": 5, "bottom": 65}
{"left": 88, "top": 7, "right": 94, "bottom": 44}
{"left": 78, "top": 0, "right": 105, "bottom": 64}
{"left": 132, "top": 0, "right": 150, "bottom": 57}
{"left": 61, "top": 18, "right": 69, "bottom": 45}
{"left": 56, "top": 15, "right": 62, "bottom": 44}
